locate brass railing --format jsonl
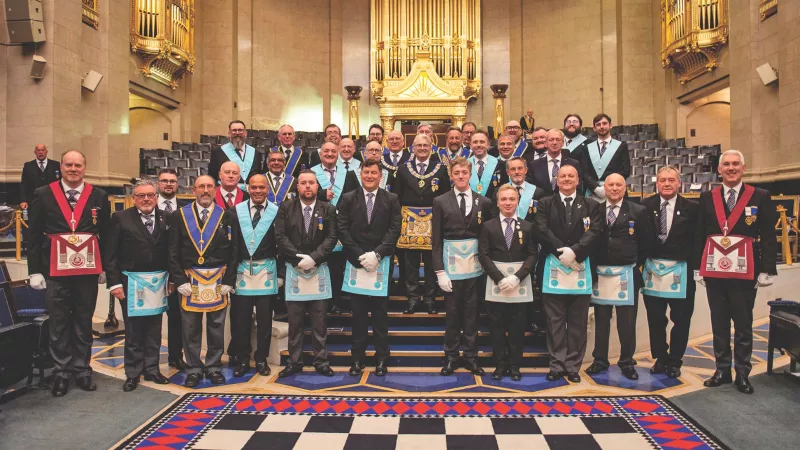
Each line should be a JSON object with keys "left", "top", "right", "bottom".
{"left": 759, "top": 0, "right": 777, "bottom": 20}
{"left": 82, "top": 0, "right": 99, "bottom": 29}
{"left": 661, "top": 0, "right": 729, "bottom": 84}
{"left": 130, "top": 0, "right": 195, "bottom": 89}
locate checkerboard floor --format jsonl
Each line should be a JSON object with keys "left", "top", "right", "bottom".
{"left": 194, "top": 415, "right": 653, "bottom": 449}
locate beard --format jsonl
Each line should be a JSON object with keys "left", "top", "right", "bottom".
{"left": 563, "top": 127, "right": 580, "bottom": 139}
{"left": 231, "top": 136, "right": 245, "bottom": 149}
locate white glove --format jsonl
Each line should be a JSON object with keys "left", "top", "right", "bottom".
{"left": 296, "top": 254, "right": 316, "bottom": 271}
{"left": 98, "top": 271, "right": 106, "bottom": 285}
{"left": 557, "top": 247, "right": 577, "bottom": 266}
{"left": 359, "top": 252, "right": 379, "bottom": 272}
{"left": 693, "top": 270, "right": 705, "bottom": 287}
{"left": 29, "top": 274, "right": 46, "bottom": 290}
{"left": 594, "top": 186, "right": 606, "bottom": 199}
{"left": 757, "top": 273, "right": 774, "bottom": 287}
{"left": 278, "top": 278, "right": 284, "bottom": 288}
{"left": 498, "top": 275, "right": 519, "bottom": 292}
{"left": 436, "top": 272, "right": 453, "bottom": 292}
{"left": 219, "top": 285, "right": 234, "bottom": 296}
{"left": 177, "top": 283, "right": 192, "bottom": 297}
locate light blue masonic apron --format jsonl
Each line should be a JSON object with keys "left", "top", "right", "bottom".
{"left": 484, "top": 261, "right": 533, "bottom": 303}
{"left": 469, "top": 155, "right": 499, "bottom": 197}
{"left": 642, "top": 258, "right": 688, "bottom": 299}
{"left": 234, "top": 201, "right": 279, "bottom": 296}
{"left": 285, "top": 263, "right": 332, "bottom": 301}
{"left": 443, "top": 238, "right": 484, "bottom": 280}
{"left": 123, "top": 270, "right": 169, "bottom": 317}
{"left": 591, "top": 264, "right": 636, "bottom": 306}
{"left": 342, "top": 256, "right": 391, "bottom": 297}
{"left": 542, "top": 254, "right": 592, "bottom": 295}
{"left": 220, "top": 142, "right": 256, "bottom": 192}
{"left": 585, "top": 139, "right": 621, "bottom": 198}
{"left": 565, "top": 134, "right": 587, "bottom": 153}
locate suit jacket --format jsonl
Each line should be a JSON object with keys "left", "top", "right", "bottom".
{"left": 167, "top": 203, "right": 238, "bottom": 287}
{"left": 518, "top": 185, "right": 550, "bottom": 223}
{"left": 478, "top": 216, "right": 538, "bottom": 284}
{"left": 105, "top": 206, "right": 170, "bottom": 287}
{"left": 473, "top": 158, "right": 509, "bottom": 203}
{"left": 271, "top": 146, "right": 310, "bottom": 177}
{"left": 642, "top": 194, "right": 699, "bottom": 264}
{"left": 432, "top": 190, "right": 495, "bottom": 272}
{"left": 215, "top": 187, "right": 250, "bottom": 211}
{"left": 576, "top": 139, "right": 631, "bottom": 192}
{"left": 520, "top": 116, "right": 535, "bottom": 131}
{"left": 593, "top": 200, "right": 654, "bottom": 272}
{"left": 526, "top": 155, "right": 582, "bottom": 195}
{"left": 20, "top": 159, "right": 60, "bottom": 204}
{"left": 392, "top": 158, "right": 451, "bottom": 206}
{"left": 275, "top": 198, "right": 338, "bottom": 267}
{"left": 209, "top": 147, "right": 263, "bottom": 185}
{"left": 27, "top": 182, "right": 110, "bottom": 277}
{"left": 337, "top": 188, "right": 402, "bottom": 267}
{"left": 533, "top": 194, "right": 605, "bottom": 264}
{"left": 694, "top": 185, "right": 777, "bottom": 276}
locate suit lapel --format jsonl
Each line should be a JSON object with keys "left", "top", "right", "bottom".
{"left": 447, "top": 191, "right": 467, "bottom": 228}
{"left": 131, "top": 209, "right": 158, "bottom": 244}
{"left": 356, "top": 189, "right": 368, "bottom": 223}
{"left": 569, "top": 196, "right": 586, "bottom": 233}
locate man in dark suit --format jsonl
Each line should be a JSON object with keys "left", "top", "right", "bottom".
{"left": 20, "top": 143, "right": 60, "bottom": 210}
{"left": 562, "top": 114, "right": 588, "bottom": 155}
{"left": 209, "top": 120, "right": 263, "bottom": 187}
{"left": 215, "top": 161, "right": 250, "bottom": 211}
{"left": 156, "top": 168, "right": 187, "bottom": 370}
{"left": 383, "top": 130, "right": 411, "bottom": 179}
{"left": 576, "top": 114, "right": 631, "bottom": 201}
{"left": 392, "top": 133, "right": 451, "bottom": 314}
{"left": 264, "top": 150, "right": 297, "bottom": 206}
{"left": 489, "top": 121, "right": 530, "bottom": 159}
{"left": 469, "top": 130, "right": 508, "bottom": 203}
{"left": 275, "top": 170, "right": 338, "bottom": 377}
{"left": 436, "top": 126, "right": 472, "bottom": 170}
{"left": 528, "top": 127, "right": 549, "bottom": 162}
{"left": 27, "top": 150, "right": 110, "bottom": 397}
{"left": 642, "top": 166, "right": 699, "bottom": 379}
{"left": 338, "top": 160, "right": 402, "bottom": 377}
{"left": 105, "top": 180, "right": 171, "bottom": 392}
{"left": 527, "top": 128, "right": 581, "bottom": 195}
{"left": 228, "top": 175, "right": 282, "bottom": 378}
{"left": 534, "top": 165, "right": 604, "bottom": 383}
{"left": 343, "top": 141, "right": 391, "bottom": 194}
{"left": 168, "top": 175, "right": 238, "bottom": 387}
{"left": 520, "top": 108, "right": 535, "bottom": 134}
{"left": 308, "top": 124, "right": 346, "bottom": 166}
{"left": 461, "top": 122, "right": 477, "bottom": 153}
{"left": 694, "top": 150, "right": 777, "bottom": 394}
{"left": 433, "top": 158, "right": 494, "bottom": 376}
{"left": 585, "top": 174, "right": 654, "bottom": 380}
{"left": 272, "top": 124, "right": 310, "bottom": 178}
{"left": 479, "top": 184, "right": 538, "bottom": 380}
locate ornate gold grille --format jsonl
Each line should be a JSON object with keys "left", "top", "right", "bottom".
{"left": 759, "top": 0, "right": 777, "bottom": 21}
{"left": 130, "top": 0, "right": 195, "bottom": 89}
{"left": 82, "top": 0, "right": 99, "bottom": 29}
{"left": 661, "top": 0, "right": 729, "bottom": 84}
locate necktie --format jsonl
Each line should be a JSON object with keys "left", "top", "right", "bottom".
{"left": 566, "top": 138, "right": 573, "bottom": 146}
{"left": 659, "top": 201, "right": 669, "bottom": 243}
{"left": 274, "top": 175, "right": 282, "bottom": 189}
{"left": 344, "top": 161, "right": 350, "bottom": 171}
{"left": 303, "top": 206, "right": 312, "bottom": 234}
{"left": 252, "top": 204, "right": 263, "bottom": 227}
{"left": 516, "top": 186, "right": 522, "bottom": 198}
{"left": 226, "top": 193, "right": 234, "bottom": 208}
{"left": 366, "top": 192, "right": 375, "bottom": 224}
{"left": 237, "top": 148, "right": 245, "bottom": 160}
{"left": 607, "top": 205, "right": 616, "bottom": 226}
{"left": 200, "top": 208, "right": 208, "bottom": 226}
{"left": 551, "top": 159, "right": 559, "bottom": 191}
{"left": 143, "top": 214, "right": 154, "bottom": 234}
{"left": 392, "top": 153, "right": 399, "bottom": 166}
{"left": 285, "top": 148, "right": 291, "bottom": 161}
{"left": 326, "top": 168, "right": 335, "bottom": 186}
{"left": 418, "top": 163, "right": 426, "bottom": 175}
{"left": 39, "top": 161, "right": 45, "bottom": 172}
{"left": 459, "top": 193, "right": 467, "bottom": 217}
{"left": 727, "top": 189, "right": 736, "bottom": 212}
{"left": 66, "top": 189, "right": 79, "bottom": 208}
{"left": 477, "top": 160, "right": 485, "bottom": 179}
{"left": 564, "top": 197, "right": 573, "bottom": 224}
{"left": 504, "top": 218, "right": 514, "bottom": 250}
{"left": 164, "top": 200, "right": 173, "bottom": 214}
{"left": 599, "top": 141, "right": 607, "bottom": 157}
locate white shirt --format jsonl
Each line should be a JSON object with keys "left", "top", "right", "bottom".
{"left": 500, "top": 213, "right": 519, "bottom": 235}
{"left": 559, "top": 191, "right": 576, "bottom": 207}
{"left": 249, "top": 200, "right": 267, "bottom": 219}
{"left": 322, "top": 165, "right": 337, "bottom": 182}
{"left": 300, "top": 200, "right": 316, "bottom": 214}
{"left": 197, "top": 204, "right": 211, "bottom": 218}
{"left": 454, "top": 187, "right": 473, "bottom": 216}
{"left": 137, "top": 208, "right": 155, "bottom": 224}
{"left": 606, "top": 200, "right": 622, "bottom": 223}
{"left": 723, "top": 182, "right": 743, "bottom": 205}
{"left": 596, "top": 136, "right": 612, "bottom": 150}
{"left": 363, "top": 188, "right": 379, "bottom": 205}
{"left": 36, "top": 158, "right": 48, "bottom": 170}
{"left": 269, "top": 172, "right": 283, "bottom": 187}
{"left": 532, "top": 150, "right": 547, "bottom": 161}
{"left": 473, "top": 154, "right": 490, "bottom": 165}
{"left": 548, "top": 155, "right": 562, "bottom": 177}
{"left": 414, "top": 158, "right": 430, "bottom": 173}
{"left": 280, "top": 145, "right": 293, "bottom": 155}
{"left": 158, "top": 195, "right": 177, "bottom": 212}
{"left": 61, "top": 180, "right": 84, "bottom": 198}
{"left": 219, "top": 187, "right": 237, "bottom": 203}
{"left": 659, "top": 195, "right": 677, "bottom": 234}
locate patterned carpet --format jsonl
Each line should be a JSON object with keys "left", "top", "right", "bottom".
{"left": 114, "top": 394, "right": 728, "bottom": 449}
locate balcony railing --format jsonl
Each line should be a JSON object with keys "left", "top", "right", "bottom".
{"left": 661, "top": 0, "right": 729, "bottom": 84}
{"left": 82, "top": 0, "right": 99, "bottom": 29}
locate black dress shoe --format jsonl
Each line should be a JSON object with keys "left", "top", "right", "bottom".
{"left": 349, "top": 361, "right": 365, "bottom": 376}
{"left": 184, "top": 373, "right": 202, "bottom": 388}
{"left": 279, "top": 365, "right": 302, "bottom": 378}
{"left": 509, "top": 367, "right": 522, "bottom": 381}
{"left": 665, "top": 366, "right": 681, "bottom": 379}
{"left": 316, "top": 366, "right": 335, "bottom": 377}
{"left": 425, "top": 301, "right": 437, "bottom": 315}
{"left": 51, "top": 378, "right": 69, "bottom": 397}
{"left": 735, "top": 375, "right": 754, "bottom": 394}
{"left": 621, "top": 366, "right": 639, "bottom": 380}
{"left": 208, "top": 371, "right": 226, "bottom": 385}
{"left": 530, "top": 323, "right": 547, "bottom": 336}
{"left": 123, "top": 377, "right": 140, "bottom": 392}
{"left": 228, "top": 356, "right": 240, "bottom": 367}
{"left": 567, "top": 372, "right": 581, "bottom": 383}
{"left": 441, "top": 360, "right": 456, "bottom": 376}
{"left": 75, "top": 376, "right": 97, "bottom": 392}
{"left": 650, "top": 359, "right": 667, "bottom": 374}
{"left": 492, "top": 366, "right": 507, "bottom": 380}
{"left": 169, "top": 359, "right": 188, "bottom": 371}
{"left": 546, "top": 371, "right": 564, "bottom": 382}
{"left": 329, "top": 305, "right": 342, "bottom": 315}
{"left": 256, "top": 361, "right": 271, "bottom": 376}
{"left": 144, "top": 372, "right": 170, "bottom": 384}
{"left": 464, "top": 360, "right": 485, "bottom": 375}
{"left": 703, "top": 370, "right": 733, "bottom": 387}
{"left": 375, "top": 361, "right": 388, "bottom": 376}
{"left": 233, "top": 363, "right": 251, "bottom": 378}
{"left": 585, "top": 362, "right": 607, "bottom": 375}
{"left": 404, "top": 300, "right": 418, "bottom": 315}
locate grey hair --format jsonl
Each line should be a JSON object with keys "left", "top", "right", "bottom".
{"left": 656, "top": 165, "right": 681, "bottom": 179}
{"left": 134, "top": 179, "right": 158, "bottom": 192}
{"left": 416, "top": 123, "right": 432, "bottom": 132}
{"left": 721, "top": 149, "right": 745, "bottom": 165}
{"left": 413, "top": 134, "right": 432, "bottom": 145}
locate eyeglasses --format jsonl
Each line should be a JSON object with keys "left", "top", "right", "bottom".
{"left": 133, "top": 193, "right": 158, "bottom": 199}
{"left": 505, "top": 126, "right": 521, "bottom": 130}
{"left": 158, "top": 179, "right": 178, "bottom": 184}
{"left": 230, "top": 129, "right": 246, "bottom": 134}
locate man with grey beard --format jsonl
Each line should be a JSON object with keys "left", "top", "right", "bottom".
{"left": 209, "top": 120, "right": 263, "bottom": 189}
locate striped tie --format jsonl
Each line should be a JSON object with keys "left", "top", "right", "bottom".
{"left": 163, "top": 200, "right": 173, "bottom": 214}
{"left": 599, "top": 141, "right": 607, "bottom": 157}
{"left": 477, "top": 160, "right": 485, "bottom": 179}
{"left": 200, "top": 209, "right": 208, "bottom": 226}
{"left": 504, "top": 217, "right": 514, "bottom": 250}
{"left": 252, "top": 204, "right": 263, "bottom": 227}
{"left": 66, "top": 190, "right": 79, "bottom": 208}
{"left": 303, "top": 206, "right": 312, "bottom": 234}
{"left": 659, "top": 201, "right": 668, "bottom": 243}
{"left": 551, "top": 159, "right": 559, "bottom": 192}
{"left": 366, "top": 192, "right": 374, "bottom": 224}
{"left": 607, "top": 205, "right": 616, "bottom": 226}
{"left": 142, "top": 214, "right": 154, "bottom": 234}
{"left": 39, "top": 161, "right": 45, "bottom": 172}
{"left": 727, "top": 189, "right": 736, "bottom": 212}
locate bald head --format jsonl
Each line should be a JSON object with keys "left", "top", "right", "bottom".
{"left": 219, "top": 161, "right": 242, "bottom": 190}
{"left": 339, "top": 138, "right": 356, "bottom": 160}
{"left": 604, "top": 173, "right": 626, "bottom": 203}
{"left": 556, "top": 164, "right": 579, "bottom": 195}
